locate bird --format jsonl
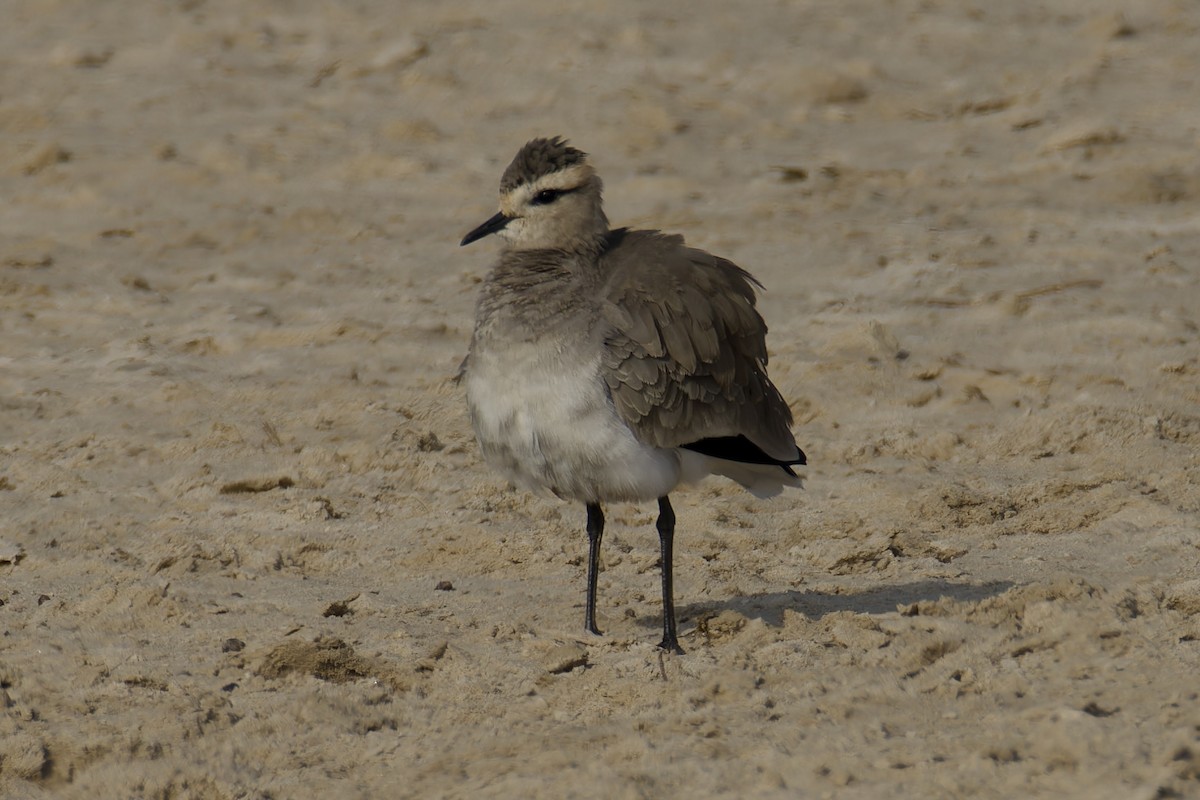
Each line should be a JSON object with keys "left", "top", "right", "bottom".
{"left": 460, "top": 137, "right": 806, "bottom": 653}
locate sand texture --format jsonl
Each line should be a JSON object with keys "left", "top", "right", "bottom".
{"left": 2, "top": 1, "right": 1200, "bottom": 797}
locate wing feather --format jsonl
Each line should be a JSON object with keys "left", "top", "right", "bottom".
{"left": 598, "top": 229, "right": 800, "bottom": 463}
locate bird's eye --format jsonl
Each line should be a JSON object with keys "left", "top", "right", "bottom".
{"left": 531, "top": 189, "right": 562, "bottom": 206}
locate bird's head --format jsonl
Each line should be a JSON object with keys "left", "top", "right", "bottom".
{"left": 461, "top": 137, "right": 609, "bottom": 252}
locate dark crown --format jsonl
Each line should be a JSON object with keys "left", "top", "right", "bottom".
{"left": 500, "top": 137, "right": 588, "bottom": 192}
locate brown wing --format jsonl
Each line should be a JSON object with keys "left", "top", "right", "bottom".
{"left": 598, "top": 229, "right": 799, "bottom": 461}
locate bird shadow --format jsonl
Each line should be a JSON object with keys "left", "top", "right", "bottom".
{"left": 676, "top": 579, "right": 1015, "bottom": 629}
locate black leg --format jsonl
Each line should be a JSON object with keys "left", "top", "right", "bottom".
{"left": 584, "top": 502, "right": 604, "bottom": 636}
{"left": 656, "top": 496, "right": 684, "bottom": 654}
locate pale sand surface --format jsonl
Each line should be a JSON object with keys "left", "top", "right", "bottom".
{"left": 2, "top": 1, "right": 1200, "bottom": 797}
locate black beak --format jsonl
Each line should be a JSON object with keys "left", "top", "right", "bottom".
{"left": 460, "top": 211, "right": 511, "bottom": 246}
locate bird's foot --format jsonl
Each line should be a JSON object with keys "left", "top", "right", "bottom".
{"left": 657, "top": 636, "right": 685, "bottom": 655}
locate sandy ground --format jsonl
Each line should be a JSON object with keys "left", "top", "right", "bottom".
{"left": 2, "top": 0, "right": 1199, "bottom": 797}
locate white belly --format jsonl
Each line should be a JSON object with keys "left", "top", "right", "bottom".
{"left": 465, "top": 343, "right": 681, "bottom": 503}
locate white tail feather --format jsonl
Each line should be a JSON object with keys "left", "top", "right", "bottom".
{"left": 678, "top": 450, "right": 804, "bottom": 498}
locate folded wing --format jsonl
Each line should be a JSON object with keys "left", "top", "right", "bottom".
{"left": 597, "top": 229, "right": 805, "bottom": 473}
